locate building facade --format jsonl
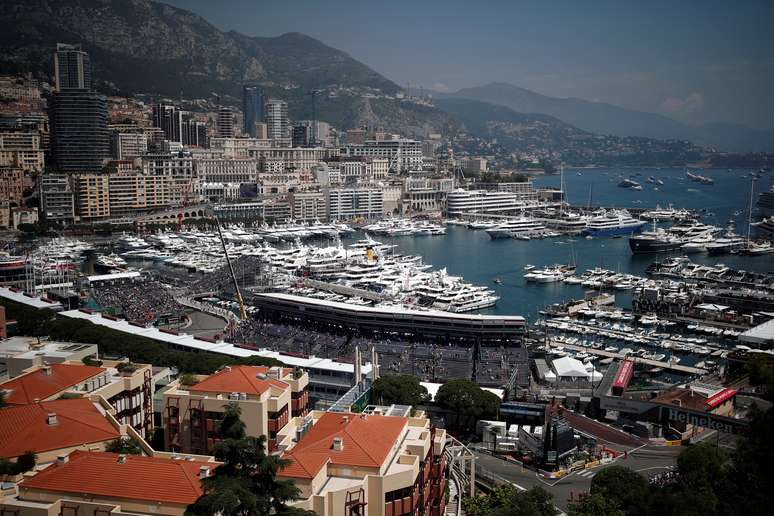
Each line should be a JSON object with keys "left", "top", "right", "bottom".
{"left": 326, "top": 187, "right": 384, "bottom": 221}
{"left": 243, "top": 85, "right": 265, "bottom": 138}
{"left": 265, "top": 98, "right": 289, "bottom": 141}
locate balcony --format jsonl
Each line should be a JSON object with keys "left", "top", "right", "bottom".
{"left": 431, "top": 456, "right": 446, "bottom": 479}
{"left": 384, "top": 496, "right": 413, "bottom": 516}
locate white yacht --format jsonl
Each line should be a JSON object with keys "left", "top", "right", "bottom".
{"left": 486, "top": 216, "right": 548, "bottom": 239}
{"left": 582, "top": 209, "right": 646, "bottom": 237}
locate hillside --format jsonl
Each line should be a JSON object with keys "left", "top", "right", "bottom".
{"left": 447, "top": 82, "right": 774, "bottom": 153}
{"left": 436, "top": 98, "right": 705, "bottom": 167}
{"left": 0, "top": 0, "right": 459, "bottom": 134}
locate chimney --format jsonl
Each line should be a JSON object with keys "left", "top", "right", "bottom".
{"left": 41, "top": 365, "right": 52, "bottom": 376}
{"left": 332, "top": 436, "right": 344, "bottom": 451}
{"left": 370, "top": 346, "right": 380, "bottom": 380}
{"left": 267, "top": 366, "right": 281, "bottom": 379}
{"left": 353, "top": 347, "right": 362, "bottom": 385}
{"left": 47, "top": 413, "right": 58, "bottom": 426}
{"left": 117, "top": 454, "right": 127, "bottom": 464}
{"left": 342, "top": 415, "right": 349, "bottom": 423}
{"left": 57, "top": 454, "right": 69, "bottom": 465}
{"left": 199, "top": 466, "right": 210, "bottom": 478}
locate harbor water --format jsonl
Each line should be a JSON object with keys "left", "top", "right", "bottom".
{"left": 373, "top": 168, "right": 774, "bottom": 320}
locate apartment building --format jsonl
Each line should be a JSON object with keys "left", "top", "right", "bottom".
{"left": 1, "top": 451, "right": 216, "bottom": 516}
{"left": 323, "top": 157, "right": 390, "bottom": 185}
{"left": 276, "top": 410, "right": 448, "bottom": 516}
{"left": 0, "top": 360, "right": 154, "bottom": 438}
{"left": 258, "top": 146, "right": 334, "bottom": 174}
{"left": 209, "top": 137, "right": 272, "bottom": 158}
{"left": 341, "top": 139, "right": 423, "bottom": 173}
{"left": 163, "top": 364, "right": 310, "bottom": 455}
{"left": 0, "top": 166, "right": 23, "bottom": 205}
{"left": 73, "top": 173, "right": 111, "bottom": 219}
{"left": 326, "top": 187, "right": 384, "bottom": 221}
{"left": 194, "top": 157, "right": 257, "bottom": 183}
{"left": 288, "top": 190, "right": 326, "bottom": 221}
{"left": 111, "top": 131, "right": 148, "bottom": 159}
{"left": 39, "top": 172, "right": 75, "bottom": 222}
{"left": 0, "top": 131, "right": 45, "bottom": 171}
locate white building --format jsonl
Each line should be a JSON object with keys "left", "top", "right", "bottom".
{"left": 341, "top": 139, "right": 423, "bottom": 173}
{"left": 265, "top": 99, "right": 289, "bottom": 141}
{"left": 445, "top": 189, "right": 531, "bottom": 216}
{"left": 326, "top": 187, "right": 384, "bottom": 221}
{"left": 194, "top": 158, "right": 258, "bottom": 183}
{"left": 111, "top": 132, "right": 148, "bottom": 160}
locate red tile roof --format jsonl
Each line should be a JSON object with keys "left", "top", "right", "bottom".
{"left": 188, "top": 365, "right": 288, "bottom": 396}
{"left": 20, "top": 451, "right": 214, "bottom": 506}
{"left": 279, "top": 413, "right": 407, "bottom": 479}
{"left": 0, "top": 398, "right": 120, "bottom": 458}
{"left": 0, "top": 363, "right": 105, "bottom": 405}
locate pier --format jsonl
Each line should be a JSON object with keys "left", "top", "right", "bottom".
{"left": 547, "top": 340, "right": 707, "bottom": 375}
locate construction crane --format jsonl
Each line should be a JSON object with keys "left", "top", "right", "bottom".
{"left": 214, "top": 216, "right": 247, "bottom": 320}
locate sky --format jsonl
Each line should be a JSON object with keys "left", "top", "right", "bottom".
{"left": 165, "top": 0, "right": 774, "bottom": 130}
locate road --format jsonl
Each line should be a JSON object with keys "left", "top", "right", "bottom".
{"left": 474, "top": 445, "right": 680, "bottom": 512}
{"left": 473, "top": 410, "right": 681, "bottom": 512}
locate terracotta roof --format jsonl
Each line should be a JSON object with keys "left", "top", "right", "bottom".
{"left": 188, "top": 365, "right": 288, "bottom": 396}
{"left": 0, "top": 363, "right": 106, "bottom": 406}
{"left": 20, "top": 451, "right": 213, "bottom": 506}
{"left": 0, "top": 398, "right": 120, "bottom": 458}
{"left": 279, "top": 413, "right": 407, "bottom": 479}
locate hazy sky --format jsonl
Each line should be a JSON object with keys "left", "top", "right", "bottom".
{"left": 166, "top": 0, "right": 774, "bottom": 130}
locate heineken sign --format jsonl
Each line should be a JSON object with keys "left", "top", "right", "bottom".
{"left": 662, "top": 406, "right": 745, "bottom": 434}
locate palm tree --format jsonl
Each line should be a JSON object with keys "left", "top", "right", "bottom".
{"left": 187, "top": 403, "right": 314, "bottom": 516}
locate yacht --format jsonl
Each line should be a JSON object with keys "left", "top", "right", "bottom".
{"left": 94, "top": 253, "right": 128, "bottom": 273}
{"left": 582, "top": 209, "right": 646, "bottom": 237}
{"left": 756, "top": 185, "right": 774, "bottom": 216}
{"left": 629, "top": 226, "right": 684, "bottom": 254}
{"left": 752, "top": 216, "right": 774, "bottom": 235}
{"left": 686, "top": 171, "right": 714, "bottom": 185}
{"left": 706, "top": 224, "right": 747, "bottom": 255}
{"left": 537, "top": 211, "right": 589, "bottom": 234}
{"left": 736, "top": 240, "right": 774, "bottom": 255}
{"left": 618, "top": 178, "right": 642, "bottom": 189}
{"left": 485, "top": 217, "right": 548, "bottom": 239}
{"left": 525, "top": 264, "right": 577, "bottom": 283}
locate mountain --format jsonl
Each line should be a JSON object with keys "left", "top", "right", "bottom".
{"left": 445, "top": 83, "right": 774, "bottom": 153}
{"left": 436, "top": 98, "right": 705, "bottom": 167}
{"left": 0, "top": 0, "right": 458, "bottom": 135}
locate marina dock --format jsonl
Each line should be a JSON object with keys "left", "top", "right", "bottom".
{"left": 547, "top": 340, "right": 707, "bottom": 375}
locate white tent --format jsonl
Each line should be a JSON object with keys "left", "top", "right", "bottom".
{"left": 552, "top": 356, "right": 603, "bottom": 382}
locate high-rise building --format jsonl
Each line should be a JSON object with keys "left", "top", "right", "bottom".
{"left": 152, "top": 103, "right": 183, "bottom": 143}
{"left": 49, "top": 45, "right": 109, "bottom": 173}
{"left": 49, "top": 90, "right": 110, "bottom": 172}
{"left": 182, "top": 119, "right": 208, "bottom": 148}
{"left": 292, "top": 124, "right": 311, "bottom": 147}
{"left": 264, "top": 99, "right": 289, "bottom": 141}
{"left": 217, "top": 106, "right": 235, "bottom": 138}
{"left": 54, "top": 43, "right": 91, "bottom": 91}
{"left": 242, "top": 85, "right": 264, "bottom": 137}
{"left": 254, "top": 122, "right": 268, "bottom": 140}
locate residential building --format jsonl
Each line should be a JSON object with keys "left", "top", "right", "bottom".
{"left": 265, "top": 98, "right": 289, "bottom": 141}
{"left": 326, "top": 187, "right": 384, "bottom": 221}
{"left": 254, "top": 122, "right": 268, "bottom": 139}
{"left": 194, "top": 157, "right": 258, "bottom": 183}
{"left": 323, "top": 157, "right": 390, "bottom": 185}
{"left": 257, "top": 146, "right": 333, "bottom": 174}
{"left": 0, "top": 166, "right": 23, "bottom": 205}
{"left": 111, "top": 131, "right": 148, "bottom": 159}
{"left": 163, "top": 365, "right": 309, "bottom": 454}
{"left": 288, "top": 190, "right": 326, "bottom": 221}
{"left": 476, "top": 181, "right": 539, "bottom": 199}
{"left": 0, "top": 131, "right": 45, "bottom": 171}
{"left": 39, "top": 172, "right": 75, "bottom": 222}
{"left": 341, "top": 139, "right": 423, "bottom": 173}
{"left": 462, "top": 157, "right": 488, "bottom": 174}
{"left": 152, "top": 103, "right": 183, "bottom": 143}
{"left": 345, "top": 129, "right": 367, "bottom": 145}
{"left": 293, "top": 123, "right": 312, "bottom": 147}
{"left": 73, "top": 172, "right": 111, "bottom": 218}
{"left": 276, "top": 410, "right": 448, "bottom": 516}
{"left": 54, "top": 43, "right": 91, "bottom": 91}
{"left": 1, "top": 451, "right": 216, "bottom": 516}
{"left": 209, "top": 137, "right": 272, "bottom": 158}
{"left": 0, "top": 202, "right": 9, "bottom": 229}
{"left": 217, "top": 106, "right": 235, "bottom": 138}
{"left": 49, "top": 90, "right": 110, "bottom": 172}
{"left": 182, "top": 118, "right": 208, "bottom": 148}
{"left": 0, "top": 360, "right": 154, "bottom": 438}
{"left": 0, "top": 337, "right": 97, "bottom": 378}
{"left": 195, "top": 181, "right": 241, "bottom": 202}
{"left": 243, "top": 85, "right": 264, "bottom": 137}
{"left": 0, "top": 398, "right": 121, "bottom": 462}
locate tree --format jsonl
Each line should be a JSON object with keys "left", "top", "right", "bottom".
{"left": 436, "top": 379, "right": 500, "bottom": 432}
{"left": 105, "top": 437, "right": 144, "bottom": 455}
{"left": 372, "top": 375, "right": 429, "bottom": 406}
{"left": 587, "top": 465, "right": 648, "bottom": 515}
{"left": 462, "top": 485, "right": 556, "bottom": 516}
{"left": 187, "top": 403, "right": 313, "bottom": 516}
{"left": 568, "top": 492, "right": 625, "bottom": 516}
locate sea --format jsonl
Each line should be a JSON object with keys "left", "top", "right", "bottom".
{"left": 361, "top": 167, "right": 774, "bottom": 320}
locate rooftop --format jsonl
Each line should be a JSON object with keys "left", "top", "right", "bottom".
{"left": 0, "top": 286, "right": 62, "bottom": 310}
{"left": 187, "top": 365, "right": 289, "bottom": 396}
{"left": 0, "top": 363, "right": 105, "bottom": 405}
{"left": 0, "top": 398, "right": 120, "bottom": 458}
{"left": 280, "top": 412, "right": 407, "bottom": 479}
{"left": 19, "top": 451, "right": 214, "bottom": 506}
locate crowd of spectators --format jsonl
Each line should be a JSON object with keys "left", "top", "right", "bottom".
{"left": 189, "top": 256, "right": 262, "bottom": 294}
{"left": 91, "top": 278, "right": 183, "bottom": 323}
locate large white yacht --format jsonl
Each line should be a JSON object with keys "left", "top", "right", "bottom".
{"left": 485, "top": 216, "right": 548, "bottom": 239}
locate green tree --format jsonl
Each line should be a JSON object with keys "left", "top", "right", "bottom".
{"left": 436, "top": 379, "right": 501, "bottom": 432}
{"left": 587, "top": 465, "right": 648, "bottom": 515}
{"left": 372, "top": 375, "right": 429, "bottom": 406}
{"left": 568, "top": 492, "right": 625, "bottom": 516}
{"left": 105, "top": 437, "right": 144, "bottom": 455}
{"left": 187, "top": 403, "right": 313, "bottom": 516}
{"left": 463, "top": 485, "right": 555, "bottom": 516}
